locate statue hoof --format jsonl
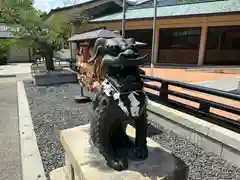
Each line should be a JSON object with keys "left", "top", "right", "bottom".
{"left": 106, "top": 157, "right": 128, "bottom": 171}
{"left": 129, "top": 146, "right": 148, "bottom": 160}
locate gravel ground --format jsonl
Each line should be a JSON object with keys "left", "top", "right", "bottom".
{"left": 149, "top": 120, "right": 240, "bottom": 180}
{"left": 24, "top": 81, "right": 240, "bottom": 180}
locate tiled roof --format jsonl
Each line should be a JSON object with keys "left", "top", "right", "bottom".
{"left": 68, "top": 28, "right": 120, "bottom": 41}
{"left": 91, "top": 0, "right": 240, "bottom": 22}
{"left": 130, "top": 0, "right": 228, "bottom": 9}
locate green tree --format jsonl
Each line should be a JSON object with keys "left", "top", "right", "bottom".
{"left": 0, "top": 0, "right": 89, "bottom": 70}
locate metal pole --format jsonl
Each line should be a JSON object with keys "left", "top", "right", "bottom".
{"left": 70, "top": 23, "right": 73, "bottom": 60}
{"left": 70, "top": 0, "right": 77, "bottom": 60}
{"left": 150, "top": 0, "right": 158, "bottom": 76}
{"left": 80, "top": 84, "right": 84, "bottom": 96}
{"left": 121, "top": 0, "right": 126, "bottom": 37}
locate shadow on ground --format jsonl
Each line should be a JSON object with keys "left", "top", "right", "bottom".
{"left": 0, "top": 75, "right": 16, "bottom": 78}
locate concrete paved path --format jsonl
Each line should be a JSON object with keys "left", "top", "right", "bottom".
{"left": 193, "top": 77, "right": 240, "bottom": 92}
{"left": 142, "top": 67, "right": 240, "bottom": 83}
{"left": 0, "top": 63, "right": 31, "bottom": 76}
{"left": 0, "top": 63, "right": 32, "bottom": 180}
{"left": 0, "top": 77, "right": 21, "bottom": 180}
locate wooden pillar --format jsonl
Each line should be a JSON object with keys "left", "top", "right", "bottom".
{"left": 197, "top": 24, "right": 208, "bottom": 66}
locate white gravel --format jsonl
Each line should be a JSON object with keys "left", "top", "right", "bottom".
{"left": 23, "top": 81, "right": 240, "bottom": 180}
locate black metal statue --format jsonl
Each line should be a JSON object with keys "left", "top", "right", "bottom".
{"left": 67, "top": 29, "right": 188, "bottom": 179}
{"left": 88, "top": 37, "right": 149, "bottom": 171}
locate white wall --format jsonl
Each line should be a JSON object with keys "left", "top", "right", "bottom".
{"left": 8, "top": 46, "right": 30, "bottom": 63}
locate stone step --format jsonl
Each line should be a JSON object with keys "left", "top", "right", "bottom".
{"left": 50, "top": 124, "right": 188, "bottom": 180}
{"left": 33, "top": 69, "right": 78, "bottom": 86}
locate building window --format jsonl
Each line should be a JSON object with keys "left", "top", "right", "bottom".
{"left": 230, "top": 35, "right": 240, "bottom": 50}
{"left": 207, "top": 26, "right": 240, "bottom": 50}
{"left": 159, "top": 28, "right": 201, "bottom": 49}
{"left": 125, "top": 29, "right": 153, "bottom": 48}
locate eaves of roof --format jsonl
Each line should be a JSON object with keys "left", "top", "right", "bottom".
{"left": 68, "top": 28, "right": 120, "bottom": 41}
{"left": 47, "top": 0, "right": 133, "bottom": 17}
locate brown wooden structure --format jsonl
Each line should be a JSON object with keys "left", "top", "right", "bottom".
{"left": 69, "top": 28, "right": 147, "bottom": 92}
{"left": 68, "top": 29, "right": 119, "bottom": 91}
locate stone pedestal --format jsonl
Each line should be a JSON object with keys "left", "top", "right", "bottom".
{"left": 50, "top": 124, "right": 188, "bottom": 180}
{"left": 33, "top": 69, "right": 77, "bottom": 86}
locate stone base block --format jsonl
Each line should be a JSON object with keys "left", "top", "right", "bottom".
{"left": 49, "top": 166, "right": 68, "bottom": 180}
{"left": 33, "top": 69, "right": 77, "bottom": 86}
{"left": 57, "top": 124, "right": 188, "bottom": 180}
{"left": 74, "top": 95, "right": 92, "bottom": 104}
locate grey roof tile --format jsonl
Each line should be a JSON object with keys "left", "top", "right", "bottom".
{"left": 91, "top": 0, "right": 240, "bottom": 22}
{"left": 68, "top": 28, "right": 120, "bottom": 41}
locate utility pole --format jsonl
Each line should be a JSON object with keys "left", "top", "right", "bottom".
{"left": 150, "top": 0, "right": 158, "bottom": 76}
{"left": 121, "top": 0, "right": 126, "bottom": 37}
{"left": 70, "top": 23, "right": 73, "bottom": 60}
{"left": 69, "top": 0, "right": 77, "bottom": 60}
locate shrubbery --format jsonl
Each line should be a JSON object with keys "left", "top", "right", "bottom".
{"left": 0, "top": 40, "right": 11, "bottom": 65}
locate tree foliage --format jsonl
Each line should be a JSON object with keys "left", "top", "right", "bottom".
{"left": 0, "top": 39, "right": 17, "bottom": 65}
{"left": 0, "top": 0, "right": 89, "bottom": 70}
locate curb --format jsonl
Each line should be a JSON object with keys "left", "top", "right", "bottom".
{"left": 17, "top": 81, "right": 47, "bottom": 180}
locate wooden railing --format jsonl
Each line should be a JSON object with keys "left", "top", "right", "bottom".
{"left": 141, "top": 75, "right": 240, "bottom": 133}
